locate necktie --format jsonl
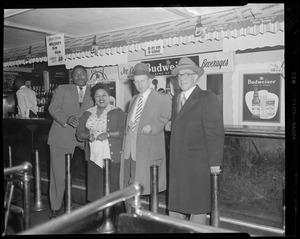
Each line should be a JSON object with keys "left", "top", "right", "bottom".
{"left": 79, "top": 87, "right": 84, "bottom": 103}
{"left": 132, "top": 95, "right": 143, "bottom": 131}
{"left": 178, "top": 93, "right": 186, "bottom": 112}
{"left": 79, "top": 87, "right": 84, "bottom": 108}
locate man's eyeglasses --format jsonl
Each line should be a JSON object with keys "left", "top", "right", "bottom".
{"left": 177, "top": 73, "right": 197, "bottom": 78}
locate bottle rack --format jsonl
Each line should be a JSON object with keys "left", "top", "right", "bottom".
{"left": 31, "top": 84, "right": 58, "bottom": 117}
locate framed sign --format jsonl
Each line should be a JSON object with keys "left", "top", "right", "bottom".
{"left": 242, "top": 73, "right": 281, "bottom": 123}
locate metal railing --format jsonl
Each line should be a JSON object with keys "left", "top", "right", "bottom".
{"left": 98, "top": 159, "right": 115, "bottom": 233}
{"left": 32, "top": 149, "right": 46, "bottom": 212}
{"left": 4, "top": 161, "right": 32, "bottom": 232}
{"left": 18, "top": 181, "right": 240, "bottom": 235}
{"left": 211, "top": 172, "right": 221, "bottom": 227}
{"left": 150, "top": 165, "right": 158, "bottom": 213}
{"left": 18, "top": 182, "right": 143, "bottom": 234}
{"left": 134, "top": 209, "right": 237, "bottom": 233}
{"left": 65, "top": 153, "right": 72, "bottom": 214}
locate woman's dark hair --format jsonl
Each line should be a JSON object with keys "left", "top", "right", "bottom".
{"left": 14, "top": 76, "right": 26, "bottom": 90}
{"left": 91, "top": 83, "right": 111, "bottom": 99}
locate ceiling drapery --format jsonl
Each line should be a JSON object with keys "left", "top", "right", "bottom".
{"left": 3, "top": 4, "right": 284, "bottom": 68}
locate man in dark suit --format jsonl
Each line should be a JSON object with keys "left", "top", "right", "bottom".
{"left": 165, "top": 57, "right": 224, "bottom": 224}
{"left": 47, "top": 65, "right": 94, "bottom": 218}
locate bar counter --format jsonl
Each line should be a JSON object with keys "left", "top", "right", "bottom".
{"left": 224, "top": 125, "right": 285, "bottom": 139}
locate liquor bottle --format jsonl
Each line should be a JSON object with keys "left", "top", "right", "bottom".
{"left": 252, "top": 86, "right": 260, "bottom": 118}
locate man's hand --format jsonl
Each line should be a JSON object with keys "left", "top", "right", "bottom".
{"left": 141, "top": 124, "right": 152, "bottom": 134}
{"left": 67, "top": 115, "right": 79, "bottom": 128}
{"left": 210, "top": 166, "right": 221, "bottom": 174}
{"left": 96, "top": 133, "right": 109, "bottom": 141}
{"left": 165, "top": 121, "right": 171, "bottom": 131}
{"left": 89, "top": 133, "right": 96, "bottom": 143}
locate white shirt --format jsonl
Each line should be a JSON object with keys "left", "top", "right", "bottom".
{"left": 16, "top": 85, "right": 38, "bottom": 118}
{"left": 77, "top": 85, "right": 87, "bottom": 94}
{"left": 130, "top": 88, "right": 151, "bottom": 123}
{"left": 77, "top": 85, "right": 87, "bottom": 102}
{"left": 182, "top": 85, "right": 196, "bottom": 101}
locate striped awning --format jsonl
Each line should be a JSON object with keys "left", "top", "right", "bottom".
{"left": 3, "top": 4, "right": 284, "bottom": 68}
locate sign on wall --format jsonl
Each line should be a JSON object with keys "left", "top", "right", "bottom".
{"left": 198, "top": 51, "right": 234, "bottom": 73}
{"left": 145, "top": 40, "right": 164, "bottom": 56}
{"left": 243, "top": 73, "right": 281, "bottom": 123}
{"left": 142, "top": 55, "right": 199, "bottom": 76}
{"left": 118, "top": 62, "right": 139, "bottom": 80}
{"left": 46, "top": 34, "right": 65, "bottom": 66}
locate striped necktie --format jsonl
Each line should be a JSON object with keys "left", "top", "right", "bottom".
{"left": 132, "top": 95, "right": 143, "bottom": 131}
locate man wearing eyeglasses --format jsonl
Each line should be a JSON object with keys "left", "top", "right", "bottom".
{"left": 165, "top": 57, "right": 224, "bottom": 224}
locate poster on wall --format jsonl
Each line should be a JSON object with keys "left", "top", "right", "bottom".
{"left": 85, "top": 66, "right": 118, "bottom": 106}
{"left": 46, "top": 34, "right": 65, "bottom": 66}
{"left": 243, "top": 73, "right": 281, "bottom": 123}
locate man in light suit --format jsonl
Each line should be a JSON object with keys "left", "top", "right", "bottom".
{"left": 165, "top": 57, "right": 224, "bottom": 224}
{"left": 120, "top": 63, "right": 171, "bottom": 210}
{"left": 47, "top": 65, "right": 94, "bottom": 218}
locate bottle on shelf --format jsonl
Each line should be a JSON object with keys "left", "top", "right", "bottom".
{"left": 252, "top": 86, "right": 260, "bottom": 118}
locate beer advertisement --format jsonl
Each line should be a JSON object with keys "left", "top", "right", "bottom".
{"left": 243, "top": 73, "right": 281, "bottom": 123}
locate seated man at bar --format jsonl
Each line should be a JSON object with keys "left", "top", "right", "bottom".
{"left": 47, "top": 65, "right": 94, "bottom": 219}
{"left": 14, "top": 75, "right": 38, "bottom": 118}
{"left": 76, "top": 83, "right": 126, "bottom": 220}
{"left": 165, "top": 57, "right": 224, "bottom": 224}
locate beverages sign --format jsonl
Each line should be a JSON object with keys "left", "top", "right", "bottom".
{"left": 198, "top": 51, "right": 234, "bottom": 73}
{"left": 46, "top": 34, "right": 65, "bottom": 66}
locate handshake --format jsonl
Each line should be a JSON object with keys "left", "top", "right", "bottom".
{"left": 66, "top": 115, "right": 80, "bottom": 128}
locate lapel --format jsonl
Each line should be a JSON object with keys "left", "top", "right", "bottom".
{"left": 127, "top": 94, "right": 139, "bottom": 124}
{"left": 175, "top": 86, "right": 201, "bottom": 122}
{"left": 140, "top": 89, "right": 155, "bottom": 123}
{"left": 71, "top": 84, "right": 79, "bottom": 106}
{"left": 81, "top": 86, "right": 93, "bottom": 109}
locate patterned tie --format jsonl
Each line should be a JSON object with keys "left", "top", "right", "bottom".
{"left": 79, "top": 87, "right": 84, "bottom": 102}
{"left": 132, "top": 95, "right": 143, "bottom": 131}
{"left": 178, "top": 92, "right": 186, "bottom": 112}
{"left": 79, "top": 87, "right": 84, "bottom": 107}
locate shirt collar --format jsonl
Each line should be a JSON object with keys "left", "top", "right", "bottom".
{"left": 77, "top": 85, "right": 86, "bottom": 91}
{"left": 182, "top": 85, "right": 196, "bottom": 100}
{"left": 139, "top": 88, "right": 151, "bottom": 99}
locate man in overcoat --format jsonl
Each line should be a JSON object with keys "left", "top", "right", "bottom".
{"left": 165, "top": 57, "right": 224, "bottom": 224}
{"left": 47, "top": 65, "right": 94, "bottom": 218}
{"left": 120, "top": 63, "right": 171, "bottom": 204}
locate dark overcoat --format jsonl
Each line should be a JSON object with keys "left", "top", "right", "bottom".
{"left": 168, "top": 85, "right": 224, "bottom": 214}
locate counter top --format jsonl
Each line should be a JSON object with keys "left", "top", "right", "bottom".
{"left": 224, "top": 125, "right": 285, "bottom": 139}
{"left": 3, "top": 117, "right": 285, "bottom": 139}
{"left": 3, "top": 116, "right": 53, "bottom": 125}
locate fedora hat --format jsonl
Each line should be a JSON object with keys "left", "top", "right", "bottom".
{"left": 129, "top": 63, "right": 154, "bottom": 79}
{"left": 171, "top": 57, "right": 204, "bottom": 77}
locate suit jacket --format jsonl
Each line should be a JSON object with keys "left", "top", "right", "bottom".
{"left": 168, "top": 85, "right": 224, "bottom": 214}
{"left": 76, "top": 107, "right": 126, "bottom": 163}
{"left": 47, "top": 84, "right": 94, "bottom": 149}
{"left": 120, "top": 89, "right": 172, "bottom": 194}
